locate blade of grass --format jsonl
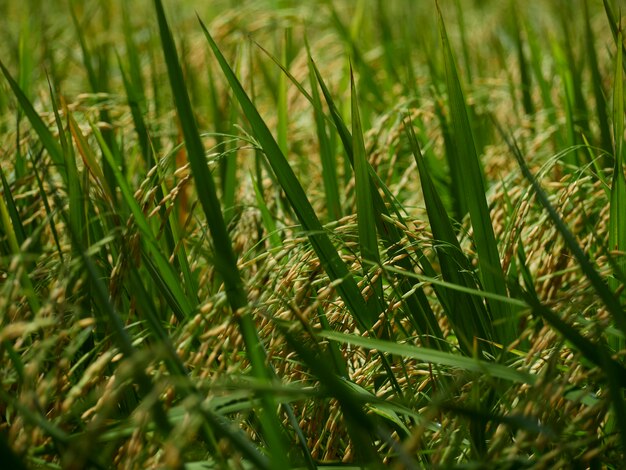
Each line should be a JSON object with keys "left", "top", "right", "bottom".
{"left": 557, "top": 8, "right": 590, "bottom": 150}
{"left": 118, "top": 55, "right": 153, "bottom": 168}
{"left": 118, "top": 56, "right": 199, "bottom": 304}
{"left": 372, "top": 261, "right": 527, "bottom": 310}
{"left": 308, "top": 58, "right": 342, "bottom": 221}
{"left": 351, "top": 66, "right": 386, "bottom": 326}
{"left": 0, "top": 168, "right": 26, "bottom": 247}
{"left": 258, "top": 39, "right": 403, "bottom": 230}
{"left": 523, "top": 16, "right": 561, "bottom": 150}
{"left": 375, "top": 0, "right": 401, "bottom": 86}
{"left": 156, "top": 3, "right": 244, "bottom": 313}
{"left": 69, "top": 0, "right": 119, "bottom": 191}
{"left": 552, "top": 40, "right": 578, "bottom": 167}
{"left": 437, "top": 3, "right": 515, "bottom": 347}
{"left": 512, "top": 5, "right": 534, "bottom": 118}
{"left": 15, "top": 13, "right": 36, "bottom": 179}
{"left": 199, "top": 16, "right": 377, "bottom": 330}
{"left": 433, "top": 95, "right": 467, "bottom": 222}
{"left": 352, "top": 66, "right": 379, "bottom": 268}
{"left": 609, "top": 29, "right": 626, "bottom": 351}
{"left": 495, "top": 121, "right": 626, "bottom": 340}
{"left": 121, "top": 2, "right": 147, "bottom": 117}
{"left": 584, "top": 0, "right": 612, "bottom": 157}
{"left": 0, "top": 181, "right": 40, "bottom": 314}
{"left": 277, "top": 32, "right": 288, "bottom": 155}
{"left": 206, "top": 51, "right": 237, "bottom": 219}
{"left": 224, "top": 55, "right": 243, "bottom": 224}
{"left": 406, "top": 118, "right": 494, "bottom": 355}
{"left": 154, "top": 2, "right": 290, "bottom": 465}
{"left": 350, "top": 68, "right": 405, "bottom": 395}
{"left": 454, "top": 0, "right": 473, "bottom": 85}
{"left": 64, "top": 114, "right": 88, "bottom": 253}
{"left": 69, "top": 1, "right": 98, "bottom": 91}
{"left": 308, "top": 55, "right": 445, "bottom": 343}
{"left": 603, "top": 0, "right": 626, "bottom": 74}
{"left": 280, "top": 326, "right": 385, "bottom": 468}
{"left": 87, "top": 120, "right": 194, "bottom": 321}
{"left": 318, "top": 330, "right": 535, "bottom": 385}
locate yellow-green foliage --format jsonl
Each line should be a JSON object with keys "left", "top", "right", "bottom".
{"left": 0, "top": 1, "right": 625, "bottom": 468}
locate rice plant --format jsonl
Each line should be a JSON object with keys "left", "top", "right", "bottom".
{"left": 1, "top": 0, "right": 625, "bottom": 468}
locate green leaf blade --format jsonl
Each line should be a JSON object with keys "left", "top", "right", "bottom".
{"left": 199, "top": 16, "right": 374, "bottom": 330}
{"left": 437, "top": 5, "right": 515, "bottom": 347}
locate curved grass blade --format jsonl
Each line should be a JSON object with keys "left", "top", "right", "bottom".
{"left": 437, "top": 4, "right": 515, "bottom": 346}
{"left": 406, "top": 118, "right": 494, "bottom": 355}
{"left": 453, "top": 0, "right": 473, "bottom": 85}
{"left": 433, "top": 96, "right": 467, "bottom": 221}
{"left": 610, "top": 30, "right": 626, "bottom": 351}
{"left": 308, "top": 58, "right": 342, "bottom": 220}
{"left": 277, "top": 33, "right": 289, "bottom": 155}
{"left": 352, "top": 67, "right": 379, "bottom": 267}
{"left": 495, "top": 122, "right": 626, "bottom": 340}
{"left": 552, "top": 40, "right": 578, "bottom": 167}
{"left": 375, "top": 262, "right": 527, "bottom": 310}
{"left": 154, "top": 2, "right": 290, "bottom": 465}
{"left": 154, "top": 3, "right": 244, "bottom": 312}
{"left": 198, "top": 16, "right": 376, "bottom": 330}
{"left": 351, "top": 67, "right": 386, "bottom": 326}
{"left": 318, "top": 330, "right": 535, "bottom": 385}
{"left": 556, "top": 10, "right": 589, "bottom": 156}
{"left": 118, "top": 55, "right": 152, "bottom": 168}
{"left": 309, "top": 56, "right": 444, "bottom": 343}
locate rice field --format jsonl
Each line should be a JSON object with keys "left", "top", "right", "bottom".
{"left": 1, "top": 0, "right": 625, "bottom": 468}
